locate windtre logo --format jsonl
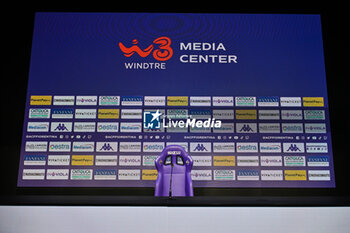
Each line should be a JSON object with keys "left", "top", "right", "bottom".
{"left": 119, "top": 37, "right": 173, "bottom": 69}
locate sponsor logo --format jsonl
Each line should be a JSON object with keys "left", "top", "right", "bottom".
{"left": 144, "top": 96, "right": 166, "bottom": 106}
{"left": 304, "top": 110, "right": 325, "bottom": 120}
{"left": 190, "top": 125, "right": 211, "bottom": 133}
{"left": 192, "top": 156, "right": 212, "bottom": 166}
{"left": 46, "top": 169, "right": 69, "bottom": 180}
{"left": 94, "top": 169, "right": 117, "bottom": 180}
{"left": 236, "top": 143, "right": 258, "bottom": 153}
{"left": 47, "top": 155, "right": 70, "bottom": 166}
{"left": 97, "top": 122, "right": 119, "bottom": 132}
{"left": 213, "top": 143, "right": 235, "bottom": 153}
{"left": 71, "top": 169, "right": 93, "bottom": 180}
{"left": 261, "top": 170, "right": 283, "bottom": 181}
{"left": 49, "top": 141, "right": 71, "bottom": 152}
{"left": 280, "top": 97, "right": 301, "bottom": 107}
{"left": 167, "top": 96, "right": 188, "bottom": 106}
{"left": 99, "top": 96, "right": 120, "bottom": 106}
{"left": 259, "top": 143, "right": 281, "bottom": 153}
{"left": 236, "top": 110, "right": 257, "bottom": 120}
{"left": 143, "top": 155, "right": 158, "bottom": 166}
{"left": 190, "top": 143, "right": 212, "bottom": 153}
{"left": 258, "top": 110, "right": 280, "bottom": 120}
{"left": 73, "top": 122, "right": 96, "bottom": 132}
{"left": 191, "top": 170, "right": 212, "bottom": 180}
{"left": 257, "top": 96, "right": 279, "bottom": 107}
{"left": 121, "top": 96, "right": 143, "bottom": 106}
{"left": 237, "top": 170, "right": 259, "bottom": 180}
{"left": 236, "top": 123, "right": 257, "bottom": 133}
{"left": 142, "top": 169, "right": 158, "bottom": 180}
{"left": 213, "top": 170, "right": 235, "bottom": 180}
{"left": 25, "top": 141, "right": 48, "bottom": 152}
{"left": 281, "top": 123, "right": 303, "bottom": 133}
{"left": 121, "top": 109, "right": 142, "bottom": 119}
{"left": 22, "top": 169, "right": 45, "bottom": 180}
{"left": 76, "top": 96, "right": 97, "bottom": 105}
{"left": 303, "top": 97, "right": 324, "bottom": 107}
{"left": 283, "top": 143, "right": 305, "bottom": 153}
{"left": 30, "top": 95, "right": 52, "bottom": 105}
{"left": 119, "top": 37, "right": 173, "bottom": 61}
{"left": 212, "top": 96, "right": 234, "bottom": 106}
{"left": 51, "top": 122, "right": 72, "bottom": 132}
{"left": 213, "top": 123, "right": 234, "bottom": 133}
{"left": 75, "top": 109, "right": 97, "bottom": 119}
{"left": 143, "top": 142, "right": 165, "bottom": 152}
{"left": 213, "top": 156, "right": 235, "bottom": 166}
{"left": 119, "top": 155, "right": 141, "bottom": 166}
{"left": 212, "top": 110, "right": 234, "bottom": 119}
{"left": 166, "top": 142, "right": 188, "bottom": 152}
{"left": 95, "top": 155, "right": 118, "bottom": 166}
{"left": 307, "top": 156, "right": 329, "bottom": 167}
{"left": 27, "top": 122, "right": 49, "bottom": 132}
{"left": 284, "top": 170, "right": 307, "bottom": 181}
{"left": 51, "top": 108, "right": 74, "bottom": 119}
{"left": 284, "top": 156, "right": 306, "bottom": 166}
{"left": 304, "top": 123, "right": 326, "bottom": 134}
{"left": 190, "top": 96, "right": 211, "bottom": 106}
{"left": 306, "top": 143, "right": 328, "bottom": 153}
{"left": 235, "top": 97, "right": 256, "bottom": 107}
{"left": 237, "top": 156, "right": 259, "bottom": 166}
{"left": 189, "top": 109, "right": 211, "bottom": 119}
{"left": 96, "top": 142, "right": 118, "bottom": 152}
{"left": 308, "top": 170, "right": 330, "bottom": 181}
{"left": 167, "top": 109, "right": 188, "bottom": 119}
{"left": 98, "top": 109, "right": 119, "bottom": 119}
{"left": 118, "top": 169, "right": 141, "bottom": 180}
{"left": 29, "top": 108, "right": 50, "bottom": 118}
{"left": 119, "top": 142, "right": 141, "bottom": 152}
{"left": 72, "top": 142, "right": 95, "bottom": 152}
{"left": 53, "top": 96, "right": 75, "bottom": 105}
{"left": 120, "top": 122, "right": 142, "bottom": 132}
{"left": 24, "top": 155, "right": 46, "bottom": 166}
{"left": 259, "top": 123, "right": 280, "bottom": 133}
{"left": 260, "top": 156, "right": 283, "bottom": 166}
{"left": 281, "top": 110, "right": 303, "bottom": 120}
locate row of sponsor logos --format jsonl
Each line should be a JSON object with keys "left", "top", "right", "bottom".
{"left": 26, "top": 121, "right": 327, "bottom": 134}
{"left": 30, "top": 95, "right": 325, "bottom": 107}
{"left": 28, "top": 108, "right": 326, "bottom": 120}
{"left": 25, "top": 141, "right": 328, "bottom": 153}
{"left": 22, "top": 168, "right": 331, "bottom": 181}
{"left": 23, "top": 154, "right": 331, "bottom": 167}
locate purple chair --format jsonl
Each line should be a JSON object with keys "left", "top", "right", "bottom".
{"left": 155, "top": 145, "right": 194, "bottom": 197}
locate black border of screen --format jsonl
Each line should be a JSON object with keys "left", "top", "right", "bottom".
{"left": 1, "top": 4, "right": 349, "bottom": 206}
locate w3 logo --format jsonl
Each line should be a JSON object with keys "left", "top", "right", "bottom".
{"left": 119, "top": 37, "right": 173, "bottom": 61}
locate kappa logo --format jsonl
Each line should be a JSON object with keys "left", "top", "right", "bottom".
{"left": 194, "top": 144, "right": 208, "bottom": 152}
{"left": 239, "top": 124, "right": 254, "bottom": 132}
{"left": 287, "top": 144, "right": 301, "bottom": 152}
{"left": 119, "top": 37, "right": 173, "bottom": 61}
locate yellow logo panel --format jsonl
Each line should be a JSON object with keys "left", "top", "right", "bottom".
{"left": 71, "top": 155, "right": 94, "bottom": 166}
{"left": 167, "top": 96, "right": 188, "bottom": 106}
{"left": 142, "top": 169, "right": 158, "bottom": 180}
{"left": 236, "top": 110, "right": 257, "bottom": 119}
{"left": 284, "top": 170, "right": 307, "bottom": 181}
{"left": 303, "top": 97, "right": 324, "bottom": 107}
{"left": 98, "top": 109, "right": 120, "bottom": 119}
{"left": 213, "top": 156, "right": 235, "bottom": 166}
{"left": 30, "top": 95, "right": 52, "bottom": 105}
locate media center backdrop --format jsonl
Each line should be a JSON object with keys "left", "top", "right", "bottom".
{"left": 17, "top": 13, "right": 335, "bottom": 188}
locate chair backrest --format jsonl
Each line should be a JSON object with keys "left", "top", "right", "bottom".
{"left": 154, "top": 145, "right": 193, "bottom": 197}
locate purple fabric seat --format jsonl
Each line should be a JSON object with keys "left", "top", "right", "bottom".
{"left": 154, "top": 145, "right": 193, "bottom": 197}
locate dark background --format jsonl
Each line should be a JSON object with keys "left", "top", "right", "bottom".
{"left": 1, "top": 2, "right": 349, "bottom": 205}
